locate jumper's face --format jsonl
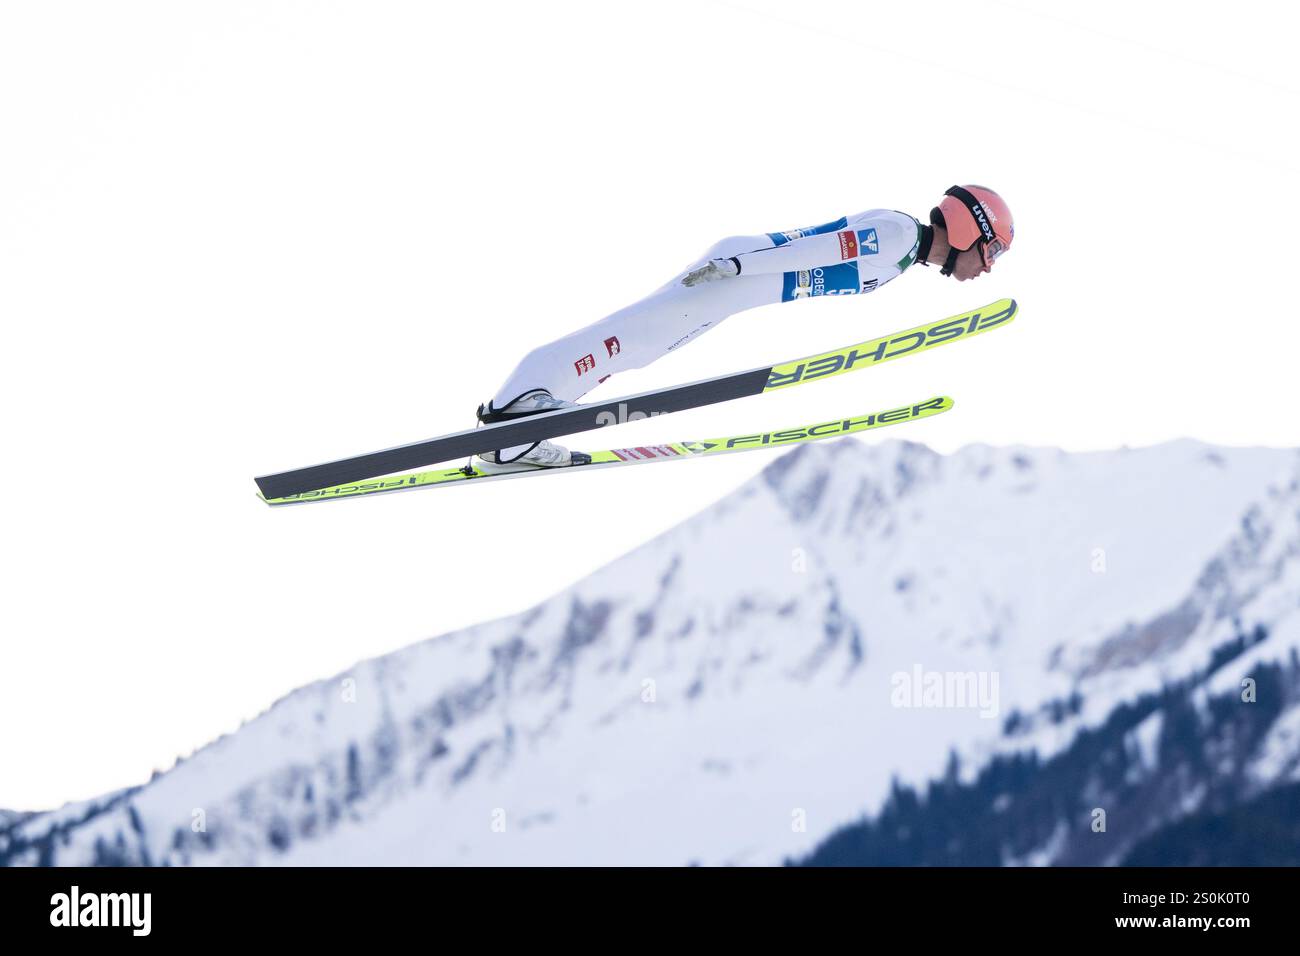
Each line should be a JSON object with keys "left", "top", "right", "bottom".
{"left": 949, "top": 244, "right": 991, "bottom": 281}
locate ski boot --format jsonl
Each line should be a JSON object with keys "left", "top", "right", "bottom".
{"left": 473, "top": 389, "right": 592, "bottom": 473}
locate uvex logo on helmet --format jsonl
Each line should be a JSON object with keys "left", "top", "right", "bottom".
{"left": 930, "top": 184, "right": 1014, "bottom": 274}
{"left": 967, "top": 200, "right": 995, "bottom": 242}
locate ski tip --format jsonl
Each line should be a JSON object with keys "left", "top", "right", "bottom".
{"left": 970, "top": 297, "right": 1016, "bottom": 323}
{"left": 981, "top": 296, "right": 1016, "bottom": 316}
{"left": 917, "top": 395, "right": 955, "bottom": 415}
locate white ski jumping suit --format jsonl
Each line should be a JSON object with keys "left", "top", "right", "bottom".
{"left": 491, "top": 208, "right": 923, "bottom": 410}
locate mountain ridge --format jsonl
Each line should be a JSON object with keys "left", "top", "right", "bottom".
{"left": 3, "top": 437, "right": 1297, "bottom": 866}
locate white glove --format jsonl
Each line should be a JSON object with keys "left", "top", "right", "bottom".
{"left": 682, "top": 257, "right": 740, "bottom": 287}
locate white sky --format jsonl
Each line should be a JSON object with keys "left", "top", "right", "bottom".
{"left": 2, "top": 1, "right": 1298, "bottom": 810}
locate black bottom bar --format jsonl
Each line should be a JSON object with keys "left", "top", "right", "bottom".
{"left": 0, "top": 865, "right": 1285, "bottom": 943}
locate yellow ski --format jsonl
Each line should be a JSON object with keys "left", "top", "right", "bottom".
{"left": 262, "top": 396, "right": 953, "bottom": 505}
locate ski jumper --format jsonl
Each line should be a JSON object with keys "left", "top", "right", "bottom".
{"left": 492, "top": 210, "right": 923, "bottom": 410}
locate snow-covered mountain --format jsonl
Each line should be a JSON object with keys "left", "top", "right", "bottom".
{"left": 3, "top": 438, "right": 1299, "bottom": 866}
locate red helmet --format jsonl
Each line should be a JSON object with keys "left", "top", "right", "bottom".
{"left": 931, "top": 185, "right": 1014, "bottom": 271}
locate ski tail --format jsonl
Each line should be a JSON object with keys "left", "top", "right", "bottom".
{"left": 260, "top": 396, "right": 954, "bottom": 505}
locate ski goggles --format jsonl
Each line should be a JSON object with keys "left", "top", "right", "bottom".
{"left": 980, "top": 237, "right": 1009, "bottom": 268}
